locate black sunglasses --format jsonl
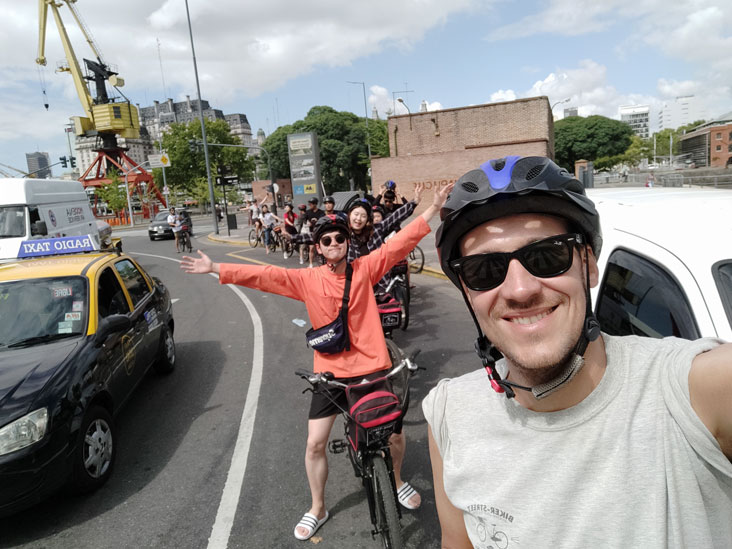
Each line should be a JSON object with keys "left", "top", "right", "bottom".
{"left": 450, "top": 233, "right": 584, "bottom": 291}
{"left": 320, "top": 234, "right": 347, "bottom": 246}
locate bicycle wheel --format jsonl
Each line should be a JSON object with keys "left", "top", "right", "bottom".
{"left": 393, "top": 283, "right": 409, "bottom": 331}
{"left": 248, "top": 229, "right": 259, "bottom": 248}
{"left": 408, "top": 246, "right": 424, "bottom": 274}
{"left": 283, "top": 238, "right": 294, "bottom": 259}
{"left": 384, "top": 338, "right": 403, "bottom": 367}
{"left": 370, "top": 455, "right": 402, "bottom": 549}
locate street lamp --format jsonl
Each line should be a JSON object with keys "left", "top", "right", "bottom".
{"left": 551, "top": 97, "right": 571, "bottom": 111}
{"left": 346, "top": 81, "right": 372, "bottom": 168}
{"left": 184, "top": 0, "right": 218, "bottom": 234}
{"left": 397, "top": 97, "right": 412, "bottom": 130}
{"left": 122, "top": 160, "right": 152, "bottom": 227}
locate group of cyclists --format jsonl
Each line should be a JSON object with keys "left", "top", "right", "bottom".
{"left": 180, "top": 158, "right": 732, "bottom": 546}
{"left": 166, "top": 207, "right": 193, "bottom": 253}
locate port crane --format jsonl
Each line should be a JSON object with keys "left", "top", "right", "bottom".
{"left": 36, "top": 0, "right": 166, "bottom": 211}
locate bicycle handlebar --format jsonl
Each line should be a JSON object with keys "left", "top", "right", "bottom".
{"left": 295, "top": 349, "right": 421, "bottom": 388}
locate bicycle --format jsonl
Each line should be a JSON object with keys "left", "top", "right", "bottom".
{"left": 248, "top": 227, "right": 263, "bottom": 248}
{"left": 177, "top": 227, "right": 193, "bottom": 253}
{"left": 407, "top": 245, "right": 424, "bottom": 274}
{"left": 295, "top": 343, "right": 420, "bottom": 549}
{"left": 382, "top": 261, "right": 410, "bottom": 331}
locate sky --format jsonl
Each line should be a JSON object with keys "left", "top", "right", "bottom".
{"left": 2, "top": 0, "right": 731, "bottom": 177}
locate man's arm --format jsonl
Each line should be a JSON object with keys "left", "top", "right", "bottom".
{"left": 689, "top": 343, "right": 732, "bottom": 457}
{"left": 428, "top": 427, "right": 473, "bottom": 549}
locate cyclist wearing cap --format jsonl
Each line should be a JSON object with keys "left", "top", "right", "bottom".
{"left": 302, "top": 198, "right": 324, "bottom": 267}
{"left": 323, "top": 196, "right": 336, "bottom": 215}
{"left": 181, "top": 183, "right": 453, "bottom": 541}
{"left": 422, "top": 156, "right": 732, "bottom": 548}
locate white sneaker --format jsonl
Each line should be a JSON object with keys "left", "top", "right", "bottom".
{"left": 299, "top": 258, "right": 304, "bottom": 265}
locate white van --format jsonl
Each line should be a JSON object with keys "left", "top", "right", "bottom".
{"left": 0, "top": 179, "right": 102, "bottom": 260}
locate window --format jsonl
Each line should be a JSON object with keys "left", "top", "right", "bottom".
{"left": 114, "top": 259, "right": 150, "bottom": 306}
{"left": 113, "top": 106, "right": 122, "bottom": 119}
{"left": 729, "top": 132, "right": 732, "bottom": 141}
{"left": 712, "top": 261, "right": 732, "bottom": 332}
{"left": 729, "top": 144, "right": 732, "bottom": 153}
{"left": 98, "top": 267, "right": 130, "bottom": 318}
{"left": 716, "top": 132, "right": 722, "bottom": 140}
{"left": 717, "top": 145, "right": 722, "bottom": 151}
{"left": 596, "top": 249, "right": 699, "bottom": 339}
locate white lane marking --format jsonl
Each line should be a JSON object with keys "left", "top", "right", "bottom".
{"left": 131, "top": 251, "right": 263, "bottom": 549}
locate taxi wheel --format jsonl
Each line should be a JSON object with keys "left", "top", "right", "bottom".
{"left": 71, "top": 405, "right": 115, "bottom": 494}
{"left": 154, "top": 324, "right": 176, "bottom": 374}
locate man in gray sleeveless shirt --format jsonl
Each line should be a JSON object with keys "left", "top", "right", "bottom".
{"left": 424, "top": 156, "right": 732, "bottom": 548}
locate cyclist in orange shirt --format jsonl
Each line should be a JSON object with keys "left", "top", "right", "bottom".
{"left": 181, "top": 183, "right": 452, "bottom": 541}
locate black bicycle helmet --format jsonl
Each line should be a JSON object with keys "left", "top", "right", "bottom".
{"left": 436, "top": 155, "right": 602, "bottom": 289}
{"left": 308, "top": 197, "right": 319, "bottom": 205}
{"left": 385, "top": 179, "right": 396, "bottom": 190}
{"left": 371, "top": 204, "right": 385, "bottom": 218}
{"left": 312, "top": 213, "right": 349, "bottom": 242}
{"left": 298, "top": 204, "right": 307, "bottom": 211}
{"left": 324, "top": 195, "right": 335, "bottom": 204}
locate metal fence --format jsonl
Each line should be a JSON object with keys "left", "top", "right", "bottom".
{"left": 595, "top": 172, "right": 732, "bottom": 189}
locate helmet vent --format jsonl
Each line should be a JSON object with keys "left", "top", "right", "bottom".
{"left": 461, "top": 181, "right": 480, "bottom": 193}
{"left": 492, "top": 159, "right": 506, "bottom": 171}
{"left": 525, "top": 165, "right": 543, "bottom": 180}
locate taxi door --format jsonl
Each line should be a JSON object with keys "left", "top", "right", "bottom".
{"left": 95, "top": 265, "right": 138, "bottom": 403}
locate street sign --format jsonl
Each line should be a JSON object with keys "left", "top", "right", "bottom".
{"left": 148, "top": 152, "right": 171, "bottom": 168}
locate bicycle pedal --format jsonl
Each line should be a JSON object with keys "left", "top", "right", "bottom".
{"left": 329, "top": 439, "right": 347, "bottom": 454}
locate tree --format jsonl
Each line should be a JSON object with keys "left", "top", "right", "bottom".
{"left": 261, "top": 106, "right": 389, "bottom": 194}
{"left": 554, "top": 115, "right": 634, "bottom": 171}
{"left": 95, "top": 174, "right": 128, "bottom": 214}
{"left": 151, "top": 119, "right": 255, "bottom": 203}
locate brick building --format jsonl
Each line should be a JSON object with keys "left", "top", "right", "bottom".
{"left": 371, "top": 97, "right": 554, "bottom": 213}
{"left": 680, "top": 111, "right": 732, "bottom": 168}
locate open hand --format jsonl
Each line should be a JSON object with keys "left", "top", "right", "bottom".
{"left": 181, "top": 250, "right": 216, "bottom": 274}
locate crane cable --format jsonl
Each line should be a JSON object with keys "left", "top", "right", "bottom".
{"left": 37, "top": 65, "right": 49, "bottom": 110}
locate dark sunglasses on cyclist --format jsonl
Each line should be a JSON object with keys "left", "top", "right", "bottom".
{"left": 449, "top": 233, "right": 584, "bottom": 291}
{"left": 319, "top": 234, "right": 347, "bottom": 247}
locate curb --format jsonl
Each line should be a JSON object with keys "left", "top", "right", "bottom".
{"left": 206, "top": 232, "right": 449, "bottom": 280}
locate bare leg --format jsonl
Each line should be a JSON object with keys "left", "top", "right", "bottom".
{"left": 390, "top": 432, "right": 421, "bottom": 508}
{"left": 296, "top": 415, "right": 337, "bottom": 538}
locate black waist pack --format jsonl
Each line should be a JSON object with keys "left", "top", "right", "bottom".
{"left": 306, "top": 264, "right": 353, "bottom": 354}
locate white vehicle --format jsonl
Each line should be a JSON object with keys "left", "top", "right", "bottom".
{"left": 0, "top": 179, "right": 101, "bottom": 260}
{"left": 588, "top": 187, "right": 732, "bottom": 342}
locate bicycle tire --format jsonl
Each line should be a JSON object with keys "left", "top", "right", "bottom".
{"left": 384, "top": 338, "right": 403, "bottom": 367}
{"left": 370, "top": 455, "right": 402, "bottom": 549}
{"left": 248, "top": 229, "right": 259, "bottom": 248}
{"left": 408, "top": 246, "right": 424, "bottom": 274}
{"left": 394, "top": 284, "right": 409, "bottom": 332}
{"left": 283, "top": 239, "right": 294, "bottom": 259}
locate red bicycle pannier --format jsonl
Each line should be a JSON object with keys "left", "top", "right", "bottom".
{"left": 346, "top": 376, "right": 402, "bottom": 453}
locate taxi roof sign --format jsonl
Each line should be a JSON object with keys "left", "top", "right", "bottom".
{"left": 18, "top": 235, "right": 99, "bottom": 259}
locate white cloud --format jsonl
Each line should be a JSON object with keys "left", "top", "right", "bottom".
{"left": 489, "top": 89, "right": 517, "bottom": 103}
{"left": 368, "top": 86, "right": 443, "bottom": 117}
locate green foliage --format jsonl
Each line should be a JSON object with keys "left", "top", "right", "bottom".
{"left": 95, "top": 174, "right": 128, "bottom": 213}
{"left": 151, "top": 119, "right": 255, "bottom": 199}
{"left": 554, "top": 115, "right": 634, "bottom": 171}
{"left": 261, "top": 105, "right": 388, "bottom": 193}
{"left": 651, "top": 128, "right": 681, "bottom": 157}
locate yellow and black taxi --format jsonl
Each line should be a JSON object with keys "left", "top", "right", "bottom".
{"left": 0, "top": 235, "right": 175, "bottom": 516}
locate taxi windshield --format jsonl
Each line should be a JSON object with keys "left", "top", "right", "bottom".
{"left": 0, "top": 206, "right": 26, "bottom": 239}
{"left": 0, "top": 276, "right": 88, "bottom": 349}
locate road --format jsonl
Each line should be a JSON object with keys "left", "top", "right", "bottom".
{"left": 0, "top": 224, "right": 478, "bottom": 549}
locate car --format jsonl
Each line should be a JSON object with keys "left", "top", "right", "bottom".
{"left": 148, "top": 210, "right": 193, "bottom": 241}
{"left": 0, "top": 235, "right": 175, "bottom": 516}
{"left": 588, "top": 187, "right": 732, "bottom": 342}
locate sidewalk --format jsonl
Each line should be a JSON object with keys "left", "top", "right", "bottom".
{"left": 206, "top": 214, "right": 448, "bottom": 280}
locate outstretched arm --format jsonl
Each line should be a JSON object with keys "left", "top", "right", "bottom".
{"left": 181, "top": 250, "right": 220, "bottom": 274}
{"left": 689, "top": 343, "right": 732, "bottom": 457}
{"left": 420, "top": 182, "right": 453, "bottom": 224}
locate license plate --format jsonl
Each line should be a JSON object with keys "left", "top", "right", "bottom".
{"left": 381, "top": 313, "right": 400, "bottom": 327}
{"left": 157, "top": 229, "right": 165, "bottom": 233}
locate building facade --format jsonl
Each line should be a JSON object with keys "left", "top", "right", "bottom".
{"left": 138, "top": 96, "right": 225, "bottom": 143}
{"left": 25, "top": 152, "right": 51, "bottom": 179}
{"left": 680, "top": 111, "right": 732, "bottom": 168}
{"left": 371, "top": 97, "right": 554, "bottom": 215}
{"left": 563, "top": 107, "right": 579, "bottom": 118}
{"left": 658, "top": 95, "right": 707, "bottom": 131}
{"left": 619, "top": 105, "right": 650, "bottom": 138}
{"left": 225, "top": 114, "right": 254, "bottom": 151}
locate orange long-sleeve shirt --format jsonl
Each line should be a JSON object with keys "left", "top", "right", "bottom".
{"left": 218, "top": 216, "right": 430, "bottom": 378}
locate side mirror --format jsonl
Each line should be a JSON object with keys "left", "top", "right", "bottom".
{"left": 31, "top": 221, "right": 48, "bottom": 236}
{"left": 95, "top": 314, "right": 132, "bottom": 346}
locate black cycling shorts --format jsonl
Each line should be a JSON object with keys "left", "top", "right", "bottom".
{"left": 308, "top": 370, "right": 408, "bottom": 434}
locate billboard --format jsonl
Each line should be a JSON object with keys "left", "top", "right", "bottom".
{"left": 287, "top": 132, "right": 322, "bottom": 207}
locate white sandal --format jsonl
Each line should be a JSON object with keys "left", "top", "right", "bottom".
{"left": 397, "top": 482, "right": 420, "bottom": 510}
{"left": 293, "top": 510, "right": 329, "bottom": 540}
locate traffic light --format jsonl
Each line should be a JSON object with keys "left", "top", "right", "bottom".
{"left": 69, "top": 156, "right": 76, "bottom": 168}
{"left": 188, "top": 139, "right": 197, "bottom": 153}
{"left": 59, "top": 156, "right": 68, "bottom": 168}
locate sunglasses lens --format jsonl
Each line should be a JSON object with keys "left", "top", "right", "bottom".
{"left": 522, "top": 239, "right": 572, "bottom": 277}
{"left": 321, "top": 234, "right": 346, "bottom": 246}
{"left": 459, "top": 255, "right": 508, "bottom": 291}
